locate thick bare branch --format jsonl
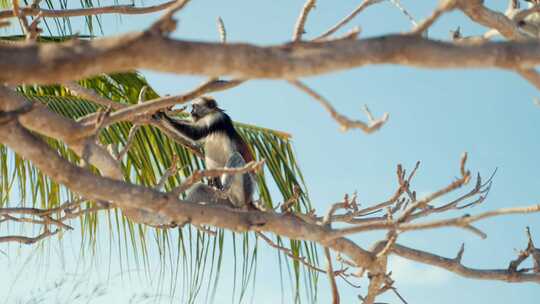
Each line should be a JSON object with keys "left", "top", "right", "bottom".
{"left": 0, "top": 121, "right": 379, "bottom": 272}
{"left": 0, "top": 86, "right": 123, "bottom": 180}
{"left": 5, "top": 33, "right": 540, "bottom": 84}
{"left": 455, "top": 0, "right": 540, "bottom": 89}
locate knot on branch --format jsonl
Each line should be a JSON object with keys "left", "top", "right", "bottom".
{"left": 0, "top": 103, "right": 33, "bottom": 125}
{"left": 148, "top": 0, "right": 189, "bottom": 36}
{"left": 508, "top": 227, "right": 540, "bottom": 273}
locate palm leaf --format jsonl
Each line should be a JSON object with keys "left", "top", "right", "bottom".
{"left": 0, "top": 70, "right": 320, "bottom": 302}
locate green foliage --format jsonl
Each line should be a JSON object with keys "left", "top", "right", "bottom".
{"left": 0, "top": 71, "right": 320, "bottom": 302}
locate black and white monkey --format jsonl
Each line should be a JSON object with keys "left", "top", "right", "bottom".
{"left": 157, "top": 97, "right": 256, "bottom": 208}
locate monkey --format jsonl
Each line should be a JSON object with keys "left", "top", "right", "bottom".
{"left": 511, "top": 0, "right": 540, "bottom": 38}
{"left": 156, "top": 97, "right": 256, "bottom": 208}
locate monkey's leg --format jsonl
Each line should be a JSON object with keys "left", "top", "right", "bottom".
{"left": 221, "top": 152, "right": 255, "bottom": 209}
{"left": 185, "top": 182, "right": 231, "bottom": 206}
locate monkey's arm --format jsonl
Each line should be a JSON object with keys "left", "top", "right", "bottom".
{"left": 154, "top": 112, "right": 208, "bottom": 141}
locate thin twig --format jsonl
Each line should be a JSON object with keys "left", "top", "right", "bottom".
{"left": 292, "top": 0, "right": 317, "bottom": 41}
{"left": 329, "top": 204, "right": 540, "bottom": 240}
{"left": 194, "top": 224, "right": 217, "bottom": 236}
{"left": 313, "top": 0, "right": 383, "bottom": 41}
{"left": 288, "top": 80, "right": 388, "bottom": 134}
{"left": 65, "top": 82, "right": 124, "bottom": 110}
{"left": 324, "top": 248, "right": 341, "bottom": 304}
{"left": 26, "top": 11, "right": 43, "bottom": 40}
{"left": 11, "top": 0, "right": 31, "bottom": 37}
{"left": 116, "top": 125, "right": 140, "bottom": 161}
{"left": 389, "top": 0, "right": 418, "bottom": 27}
{"left": 280, "top": 185, "right": 301, "bottom": 213}
{"left": 257, "top": 232, "right": 327, "bottom": 273}
{"left": 217, "top": 17, "right": 227, "bottom": 43}
{"left": 155, "top": 155, "right": 180, "bottom": 191}
{"left": 0, "top": 227, "right": 59, "bottom": 244}
{"left": 410, "top": 0, "right": 456, "bottom": 35}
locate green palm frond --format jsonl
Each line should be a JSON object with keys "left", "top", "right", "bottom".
{"left": 0, "top": 71, "right": 320, "bottom": 302}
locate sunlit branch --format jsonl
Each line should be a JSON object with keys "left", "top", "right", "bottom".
{"left": 292, "top": 0, "right": 317, "bottom": 41}
{"left": 288, "top": 79, "right": 388, "bottom": 134}
{"left": 0, "top": 1, "right": 177, "bottom": 19}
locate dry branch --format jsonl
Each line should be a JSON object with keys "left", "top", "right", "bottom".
{"left": 0, "top": 1, "right": 176, "bottom": 19}
{"left": 65, "top": 82, "right": 125, "bottom": 110}
{"left": 288, "top": 80, "right": 388, "bottom": 134}
{"left": 0, "top": 87, "right": 123, "bottom": 180}
{"left": 5, "top": 32, "right": 540, "bottom": 85}
{"left": 0, "top": 228, "right": 59, "bottom": 244}
{"left": 324, "top": 248, "right": 341, "bottom": 304}
{"left": 389, "top": 0, "right": 418, "bottom": 27}
{"left": 389, "top": 243, "right": 540, "bottom": 283}
{"left": 292, "top": 0, "right": 317, "bottom": 41}
{"left": 455, "top": 0, "right": 540, "bottom": 89}
{"left": 329, "top": 204, "right": 540, "bottom": 240}
{"left": 314, "top": 0, "right": 383, "bottom": 41}
{"left": 217, "top": 17, "right": 227, "bottom": 43}
{"left": 155, "top": 155, "right": 180, "bottom": 191}
{"left": 411, "top": 0, "right": 456, "bottom": 35}
{"left": 257, "top": 232, "right": 327, "bottom": 273}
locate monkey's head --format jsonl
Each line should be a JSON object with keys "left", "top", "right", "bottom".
{"left": 190, "top": 97, "right": 222, "bottom": 121}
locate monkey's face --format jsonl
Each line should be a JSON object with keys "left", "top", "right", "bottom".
{"left": 190, "top": 98, "right": 219, "bottom": 121}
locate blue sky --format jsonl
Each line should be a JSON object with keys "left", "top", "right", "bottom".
{"left": 1, "top": 0, "right": 540, "bottom": 303}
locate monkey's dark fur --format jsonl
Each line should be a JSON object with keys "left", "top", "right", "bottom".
{"left": 158, "top": 97, "right": 255, "bottom": 208}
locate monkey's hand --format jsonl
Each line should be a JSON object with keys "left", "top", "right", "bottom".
{"left": 151, "top": 110, "right": 169, "bottom": 121}
{"left": 208, "top": 177, "right": 224, "bottom": 190}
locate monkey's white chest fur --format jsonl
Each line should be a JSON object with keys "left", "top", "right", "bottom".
{"left": 202, "top": 133, "right": 235, "bottom": 170}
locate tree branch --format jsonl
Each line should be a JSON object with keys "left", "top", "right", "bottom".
{"left": 0, "top": 1, "right": 176, "bottom": 19}
{"left": 5, "top": 32, "right": 540, "bottom": 84}
{"left": 0, "top": 86, "right": 123, "bottom": 180}
{"left": 288, "top": 79, "right": 388, "bottom": 134}
{"left": 313, "top": 0, "right": 383, "bottom": 41}
{"left": 292, "top": 0, "right": 317, "bottom": 41}
{"left": 324, "top": 248, "right": 341, "bottom": 304}
{"left": 0, "top": 228, "right": 59, "bottom": 245}
{"left": 390, "top": 243, "right": 540, "bottom": 283}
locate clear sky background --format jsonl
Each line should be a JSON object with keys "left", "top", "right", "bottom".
{"left": 1, "top": 0, "right": 540, "bottom": 303}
